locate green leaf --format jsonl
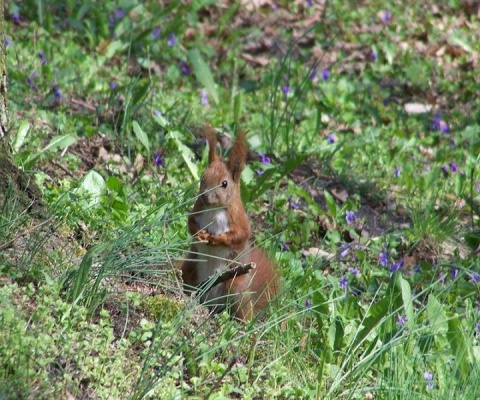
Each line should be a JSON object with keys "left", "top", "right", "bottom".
{"left": 324, "top": 190, "right": 338, "bottom": 219}
{"left": 168, "top": 130, "right": 198, "bottom": 180}
{"left": 78, "top": 170, "right": 105, "bottom": 206}
{"left": 427, "top": 294, "right": 448, "bottom": 335}
{"left": 24, "top": 134, "right": 77, "bottom": 168}
{"left": 447, "top": 315, "right": 472, "bottom": 380}
{"left": 399, "top": 276, "right": 414, "bottom": 330}
{"left": 132, "top": 120, "right": 151, "bottom": 153}
{"left": 188, "top": 49, "right": 219, "bottom": 104}
{"left": 12, "top": 120, "right": 30, "bottom": 153}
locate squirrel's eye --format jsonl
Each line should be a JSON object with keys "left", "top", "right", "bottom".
{"left": 221, "top": 180, "right": 228, "bottom": 188}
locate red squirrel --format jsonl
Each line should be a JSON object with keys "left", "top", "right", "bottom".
{"left": 181, "top": 127, "right": 279, "bottom": 321}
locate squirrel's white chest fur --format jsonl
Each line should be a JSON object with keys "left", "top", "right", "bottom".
{"left": 194, "top": 209, "right": 232, "bottom": 300}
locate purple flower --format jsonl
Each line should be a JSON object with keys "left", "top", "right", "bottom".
{"left": 167, "top": 33, "right": 176, "bottom": 47}
{"left": 152, "top": 27, "right": 160, "bottom": 39}
{"left": 26, "top": 71, "right": 37, "bottom": 89}
{"left": 394, "top": 166, "right": 402, "bottom": 177}
{"left": 258, "top": 152, "right": 271, "bottom": 164}
{"left": 431, "top": 113, "right": 449, "bottom": 133}
{"left": 38, "top": 50, "right": 47, "bottom": 65}
{"left": 309, "top": 69, "right": 317, "bottom": 81}
{"left": 396, "top": 314, "right": 407, "bottom": 327}
{"left": 306, "top": 0, "right": 313, "bottom": 8}
{"left": 379, "top": 247, "right": 388, "bottom": 267}
{"left": 53, "top": 85, "right": 62, "bottom": 99}
{"left": 327, "top": 133, "right": 337, "bottom": 144}
{"left": 109, "top": 81, "right": 117, "bottom": 89}
{"left": 423, "top": 371, "right": 434, "bottom": 390}
{"left": 345, "top": 211, "right": 356, "bottom": 225}
{"left": 281, "top": 86, "right": 291, "bottom": 95}
{"left": 476, "top": 183, "right": 480, "bottom": 192}
{"left": 281, "top": 242, "right": 290, "bottom": 251}
{"left": 471, "top": 273, "right": 480, "bottom": 283}
{"left": 441, "top": 164, "right": 449, "bottom": 174}
{"left": 340, "top": 243, "right": 350, "bottom": 259}
{"left": 340, "top": 276, "right": 348, "bottom": 290}
{"left": 321, "top": 69, "right": 329, "bottom": 81}
{"left": 305, "top": 299, "right": 312, "bottom": 309}
{"left": 4, "top": 35, "right": 11, "bottom": 47}
{"left": 449, "top": 162, "right": 458, "bottom": 173}
{"left": 390, "top": 259, "right": 404, "bottom": 273}
{"left": 255, "top": 169, "right": 264, "bottom": 176}
{"left": 438, "top": 272, "right": 446, "bottom": 284}
{"left": 200, "top": 89, "right": 209, "bottom": 106}
{"left": 370, "top": 50, "right": 377, "bottom": 62}
{"left": 451, "top": 269, "right": 458, "bottom": 279}
{"left": 288, "top": 197, "right": 300, "bottom": 210}
{"left": 154, "top": 152, "right": 165, "bottom": 168}
{"left": 179, "top": 61, "right": 190, "bottom": 75}
{"left": 271, "top": 4, "right": 278, "bottom": 11}
{"left": 12, "top": 12, "right": 20, "bottom": 24}
{"left": 476, "top": 321, "right": 480, "bottom": 331}
{"left": 413, "top": 264, "right": 420, "bottom": 274}
{"left": 380, "top": 10, "right": 392, "bottom": 24}
{"left": 108, "top": 13, "right": 116, "bottom": 30}
{"left": 115, "top": 8, "right": 125, "bottom": 19}
{"left": 349, "top": 267, "right": 360, "bottom": 277}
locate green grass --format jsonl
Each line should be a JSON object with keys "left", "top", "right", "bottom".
{"left": 2, "top": 0, "right": 480, "bottom": 398}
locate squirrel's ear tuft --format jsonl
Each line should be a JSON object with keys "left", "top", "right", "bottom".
{"left": 227, "top": 130, "right": 247, "bottom": 182}
{"left": 203, "top": 126, "right": 218, "bottom": 164}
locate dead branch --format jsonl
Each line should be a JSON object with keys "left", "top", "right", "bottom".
{"left": 198, "top": 262, "right": 256, "bottom": 291}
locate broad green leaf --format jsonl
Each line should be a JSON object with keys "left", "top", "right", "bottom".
{"left": 13, "top": 120, "right": 30, "bottom": 153}
{"left": 447, "top": 316, "right": 472, "bottom": 380}
{"left": 400, "top": 276, "right": 414, "bottom": 330}
{"left": 324, "top": 190, "right": 338, "bottom": 219}
{"left": 427, "top": 294, "right": 448, "bottom": 335}
{"left": 132, "top": 120, "right": 151, "bottom": 153}
{"left": 24, "top": 134, "right": 77, "bottom": 167}
{"left": 188, "top": 49, "right": 219, "bottom": 104}
{"left": 78, "top": 170, "right": 105, "bottom": 206}
{"left": 168, "top": 130, "right": 198, "bottom": 180}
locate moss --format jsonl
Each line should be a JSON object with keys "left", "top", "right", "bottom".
{"left": 140, "top": 295, "right": 183, "bottom": 322}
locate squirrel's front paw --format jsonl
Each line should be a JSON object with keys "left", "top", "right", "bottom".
{"left": 196, "top": 230, "right": 210, "bottom": 242}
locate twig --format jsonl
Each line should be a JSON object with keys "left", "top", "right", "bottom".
{"left": 198, "top": 262, "right": 256, "bottom": 291}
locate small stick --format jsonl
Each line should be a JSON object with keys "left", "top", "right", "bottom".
{"left": 198, "top": 262, "right": 256, "bottom": 291}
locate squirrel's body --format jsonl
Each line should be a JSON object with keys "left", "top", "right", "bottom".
{"left": 181, "top": 128, "right": 279, "bottom": 320}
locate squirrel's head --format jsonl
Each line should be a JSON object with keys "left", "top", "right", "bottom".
{"left": 199, "top": 127, "right": 247, "bottom": 207}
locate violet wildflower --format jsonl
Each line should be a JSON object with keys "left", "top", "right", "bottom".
{"left": 345, "top": 211, "right": 356, "bottom": 225}
{"left": 52, "top": 85, "right": 62, "bottom": 99}
{"left": 26, "top": 71, "right": 37, "bottom": 89}
{"left": 115, "top": 8, "right": 125, "bottom": 19}
{"left": 281, "top": 86, "right": 291, "bottom": 95}
{"left": 179, "top": 61, "right": 190, "bottom": 75}
{"left": 349, "top": 267, "right": 360, "bottom": 277}
{"left": 305, "top": 299, "right": 312, "bottom": 309}
{"left": 258, "top": 152, "right": 271, "bottom": 164}
{"left": 167, "top": 33, "right": 176, "bottom": 47}
{"left": 108, "top": 13, "right": 116, "bottom": 30}
{"left": 340, "top": 243, "right": 350, "bottom": 259}
{"left": 431, "top": 113, "right": 449, "bottom": 133}
{"left": 271, "top": 4, "right": 278, "bottom": 11}
{"left": 12, "top": 11, "right": 20, "bottom": 24}
{"left": 379, "top": 248, "right": 388, "bottom": 267}
{"left": 380, "top": 10, "right": 392, "bottom": 24}
{"left": 154, "top": 152, "right": 165, "bottom": 168}
{"left": 394, "top": 166, "right": 402, "bottom": 177}
{"left": 306, "top": 0, "right": 313, "bottom": 8}
{"left": 200, "top": 89, "right": 209, "bottom": 106}
{"left": 4, "top": 35, "right": 11, "bottom": 47}
{"left": 370, "top": 50, "right": 377, "bottom": 62}
{"left": 441, "top": 164, "right": 449, "bottom": 174}
{"left": 476, "top": 321, "right": 480, "bottom": 331}
{"left": 109, "top": 81, "right": 117, "bottom": 90}
{"left": 288, "top": 197, "right": 300, "bottom": 210}
{"left": 340, "top": 276, "right": 348, "bottom": 290}
{"left": 327, "top": 133, "right": 338, "bottom": 144}
{"left": 423, "top": 372, "right": 434, "bottom": 390}
{"left": 390, "top": 259, "right": 404, "bottom": 273}
{"left": 309, "top": 68, "right": 317, "bottom": 81}
{"left": 438, "top": 272, "right": 446, "bottom": 284}
{"left": 321, "top": 68, "right": 329, "bottom": 81}
{"left": 255, "top": 169, "right": 264, "bottom": 176}
{"left": 449, "top": 162, "right": 458, "bottom": 173}
{"left": 396, "top": 314, "right": 407, "bottom": 327}
{"left": 451, "top": 268, "right": 458, "bottom": 279}
{"left": 471, "top": 273, "right": 480, "bottom": 283}
{"left": 281, "top": 242, "right": 290, "bottom": 251}
{"left": 152, "top": 27, "right": 160, "bottom": 39}
{"left": 38, "top": 50, "right": 47, "bottom": 65}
